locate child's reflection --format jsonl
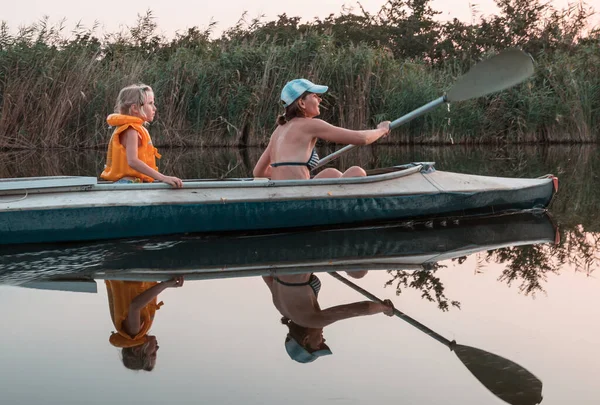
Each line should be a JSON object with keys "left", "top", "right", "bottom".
{"left": 263, "top": 271, "right": 393, "bottom": 363}
{"left": 105, "top": 276, "right": 184, "bottom": 371}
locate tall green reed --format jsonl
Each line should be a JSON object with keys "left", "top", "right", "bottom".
{"left": 0, "top": 7, "right": 598, "bottom": 149}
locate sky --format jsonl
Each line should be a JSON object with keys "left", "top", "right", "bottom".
{"left": 1, "top": 0, "right": 593, "bottom": 38}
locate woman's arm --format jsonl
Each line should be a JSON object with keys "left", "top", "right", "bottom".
{"left": 253, "top": 141, "right": 273, "bottom": 178}
{"left": 122, "top": 129, "right": 183, "bottom": 187}
{"left": 305, "top": 119, "right": 390, "bottom": 146}
{"left": 122, "top": 277, "right": 184, "bottom": 336}
{"left": 262, "top": 276, "right": 274, "bottom": 292}
{"left": 295, "top": 299, "right": 394, "bottom": 328}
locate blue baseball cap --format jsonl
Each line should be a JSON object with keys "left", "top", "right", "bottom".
{"left": 285, "top": 336, "right": 332, "bottom": 363}
{"left": 280, "top": 79, "right": 328, "bottom": 108}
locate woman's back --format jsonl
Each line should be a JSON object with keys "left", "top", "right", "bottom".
{"left": 269, "top": 119, "right": 318, "bottom": 180}
{"left": 267, "top": 274, "right": 319, "bottom": 321}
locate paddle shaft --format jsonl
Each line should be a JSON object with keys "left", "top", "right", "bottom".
{"left": 312, "top": 97, "right": 446, "bottom": 171}
{"left": 313, "top": 49, "right": 534, "bottom": 171}
{"left": 328, "top": 271, "right": 454, "bottom": 347}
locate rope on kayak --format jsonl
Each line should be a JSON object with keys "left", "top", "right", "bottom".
{"left": 0, "top": 190, "right": 28, "bottom": 203}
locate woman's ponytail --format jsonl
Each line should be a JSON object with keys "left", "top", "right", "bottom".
{"left": 276, "top": 115, "right": 287, "bottom": 126}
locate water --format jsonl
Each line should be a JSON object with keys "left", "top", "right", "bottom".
{"left": 0, "top": 145, "right": 599, "bottom": 404}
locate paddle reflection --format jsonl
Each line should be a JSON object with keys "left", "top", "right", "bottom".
{"left": 331, "top": 271, "right": 544, "bottom": 405}
{"left": 105, "top": 277, "right": 184, "bottom": 371}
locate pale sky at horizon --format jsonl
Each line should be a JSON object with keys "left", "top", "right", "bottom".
{"left": 2, "top": 0, "right": 595, "bottom": 38}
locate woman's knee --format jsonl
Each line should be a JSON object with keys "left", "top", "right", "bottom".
{"left": 314, "top": 168, "right": 343, "bottom": 179}
{"left": 342, "top": 166, "right": 367, "bottom": 178}
{"left": 345, "top": 270, "right": 368, "bottom": 279}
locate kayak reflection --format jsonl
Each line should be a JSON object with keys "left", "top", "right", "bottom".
{"left": 263, "top": 270, "right": 394, "bottom": 363}
{"left": 105, "top": 277, "right": 184, "bottom": 371}
{"left": 0, "top": 211, "right": 558, "bottom": 285}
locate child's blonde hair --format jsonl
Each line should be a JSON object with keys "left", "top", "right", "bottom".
{"left": 121, "top": 343, "right": 155, "bottom": 372}
{"left": 115, "top": 83, "right": 153, "bottom": 116}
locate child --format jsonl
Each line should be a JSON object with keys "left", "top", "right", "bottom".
{"left": 100, "top": 84, "right": 183, "bottom": 187}
{"left": 105, "top": 276, "right": 184, "bottom": 371}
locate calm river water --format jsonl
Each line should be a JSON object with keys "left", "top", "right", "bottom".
{"left": 0, "top": 145, "right": 598, "bottom": 404}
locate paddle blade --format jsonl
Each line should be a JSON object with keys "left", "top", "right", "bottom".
{"left": 454, "top": 344, "right": 543, "bottom": 405}
{"left": 447, "top": 49, "right": 534, "bottom": 102}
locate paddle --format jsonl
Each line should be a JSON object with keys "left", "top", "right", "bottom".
{"left": 313, "top": 48, "right": 535, "bottom": 170}
{"left": 329, "top": 271, "right": 543, "bottom": 405}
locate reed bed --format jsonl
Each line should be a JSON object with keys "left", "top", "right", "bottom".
{"left": 0, "top": 1, "right": 598, "bottom": 148}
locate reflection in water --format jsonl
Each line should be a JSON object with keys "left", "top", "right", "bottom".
{"left": 0, "top": 213, "right": 558, "bottom": 397}
{"left": 263, "top": 270, "right": 393, "bottom": 363}
{"left": 384, "top": 225, "right": 599, "bottom": 307}
{"left": 386, "top": 263, "right": 461, "bottom": 311}
{"left": 1, "top": 212, "right": 599, "bottom": 405}
{"left": 333, "top": 272, "right": 543, "bottom": 405}
{"left": 105, "top": 277, "right": 184, "bottom": 371}
{"left": 491, "top": 227, "right": 600, "bottom": 296}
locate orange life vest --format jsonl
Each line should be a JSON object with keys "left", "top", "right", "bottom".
{"left": 100, "top": 114, "right": 162, "bottom": 182}
{"left": 105, "top": 280, "right": 164, "bottom": 348}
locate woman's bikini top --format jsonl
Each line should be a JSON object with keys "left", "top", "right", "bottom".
{"left": 271, "top": 148, "right": 320, "bottom": 171}
{"left": 273, "top": 274, "right": 322, "bottom": 298}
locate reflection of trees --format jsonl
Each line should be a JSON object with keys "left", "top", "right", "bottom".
{"left": 556, "top": 227, "right": 600, "bottom": 277}
{"left": 489, "top": 245, "right": 560, "bottom": 296}
{"left": 385, "top": 228, "right": 599, "bottom": 306}
{"left": 385, "top": 264, "right": 461, "bottom": 312}
{"left": 490, "top": 228, "right": 599, "bottom": 296}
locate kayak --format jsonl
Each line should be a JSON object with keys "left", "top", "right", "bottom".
{"left": 0, "top": 163, "right": 557, "bottom": 245}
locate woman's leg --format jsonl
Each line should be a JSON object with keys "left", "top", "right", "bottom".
{"left": 345, "top": 270, "right": 368, "bottom": 279}
{"left": 341, "top": 166, "right": 367, "bottom": 178}
{"left": 313, "top": 168, "right": 343, "bottom": 179}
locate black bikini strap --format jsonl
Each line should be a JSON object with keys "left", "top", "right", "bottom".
{"left": 273, "top": 277, "right": 312, "bottom": 287}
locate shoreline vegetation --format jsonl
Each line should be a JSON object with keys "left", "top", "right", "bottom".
{"left": 0, "top": 0, "right": 599, "bottom": 149}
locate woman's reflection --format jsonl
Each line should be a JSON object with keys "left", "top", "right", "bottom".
{"left": 105, "top": 276, "right": 184, "bottom": 371}
{"left": 263, "top": 271, "right": 393, "bottom": 363}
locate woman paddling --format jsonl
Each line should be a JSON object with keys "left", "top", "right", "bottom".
{"left": 253, "top": 78, "right": 391, "bottom": 180}
{"left": 263, "top": 271, "right": 394, "bottom": 363}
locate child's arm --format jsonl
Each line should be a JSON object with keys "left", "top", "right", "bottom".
{"left": 122, "top": 277, "right": 184, "bottom": 336}
{"left": 122, "top": 129, "right": 183, "bottom": 188}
